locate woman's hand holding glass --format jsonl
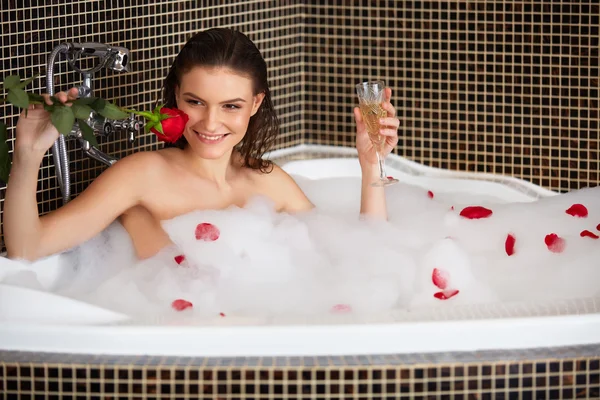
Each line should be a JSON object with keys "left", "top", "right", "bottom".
{"left": 354, "top": 83, "right": 400, "bottom": 186}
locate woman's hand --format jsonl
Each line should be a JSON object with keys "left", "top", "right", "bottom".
{"left": 354, "top": 87, "right": 400, "bottom": 167}
{"left": 14, "top": 87, "right": 79, "bottom": 155}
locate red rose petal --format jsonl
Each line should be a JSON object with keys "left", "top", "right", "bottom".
{"left": 434, "top": 289, "right": 460, "bottom": 300}
{"left": 459, "top": 206, "right": 493, "bottom": 219}
{"left": 580, "top": 230, "right": 599, "bottom": 239}
{"left": 172, "top": 299, "right": 193, "bottom": 311}
{"left": 566, "top": 204, "right": 588, "bottom": 218}
{"left": 545, "top": 233, "right": 566, "bottom": 253}
{"left": 331, "top": 304, "right": 352, "bottom": 313}
{"left": 505, "top": 234, "right": 516, "bottom": 256}
{"left": 387, "top": 176, "right": 394, "bottom": 180}
{"left": 450, "top": 206, "right": 454, "bottom": 211}
{"left": 427, "top": 190, "right": 434, "bottom": 199}
{"left": 195, "top": 223, "right": 220, "bottom": 241}
{"left": 432, "top": 268, "right": 449, "bottom": 290}
{"left": 596, "top": 224, "right": 600, "bottom": 231}
{"left": 174, "top": 255, "right": 185, "bottom": 265}
{"left": 219, "top": 312, "right": 226, "bottom": 317}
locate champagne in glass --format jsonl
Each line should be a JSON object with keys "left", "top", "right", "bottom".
{"left": 355, "top": 80, "right": 399, "bottom": 187}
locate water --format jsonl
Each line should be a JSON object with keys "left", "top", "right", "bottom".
{"left": 3, "top": 176, "right": 600, "bottom": 324}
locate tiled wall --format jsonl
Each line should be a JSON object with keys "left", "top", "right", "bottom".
{"left": 1, "top": 1, "right": 599, "bottom": 244}
{"left": 304, "top": 0, "right": 599, "bottom": 191}
{"left": 0, "top": 0, "right": 304, "bottom": 245}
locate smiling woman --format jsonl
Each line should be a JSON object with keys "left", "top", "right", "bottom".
{"left": 2, "top": 27, "right": 401, "bottom": 262}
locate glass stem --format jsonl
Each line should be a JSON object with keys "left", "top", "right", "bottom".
{"left": 376, "top": 150, "right": 387, "bottom": 181}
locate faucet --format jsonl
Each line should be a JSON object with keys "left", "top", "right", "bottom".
{"left": 46, "top": 42, "right": 141, "bottom": 204}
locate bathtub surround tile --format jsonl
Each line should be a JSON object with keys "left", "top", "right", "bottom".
{"left": 2, "top": 345, "right": 599, "bottom": 366}
{"left": 1, "top": 348, "right": 599, "bottom": 398}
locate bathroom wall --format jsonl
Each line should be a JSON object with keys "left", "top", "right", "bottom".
{"left": 304, "top": 0, "right": 599, "bottom": 191}
{"left": 0, "top": 0, "right": 304, "bottom": 246}
{"left": 1, "top": 1, "right": 599, "bottom": 246}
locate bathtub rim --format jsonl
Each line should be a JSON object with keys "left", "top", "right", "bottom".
{"left": 1, "top": 312, "right": 599, "bottom": 357}
{"left": 267, "top": 144, "right": 557, "bottom": 199}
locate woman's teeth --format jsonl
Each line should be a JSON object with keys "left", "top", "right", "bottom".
{"left": 198, "top": 133, "right": 225, "bottom": 141}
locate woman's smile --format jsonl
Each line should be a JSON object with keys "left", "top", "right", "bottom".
{"left": 195, "top": 131, "right": 230, "bottom": 144}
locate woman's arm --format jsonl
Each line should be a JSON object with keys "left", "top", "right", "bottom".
{"left": 3, "top": 90, "right": 157, "bottom": 260}
{"left": 119, "top": 205, "right": 174, "bottom": 260}
{"left": 4, "top": 151, "right": 156, "bottom": 260}
{"left": 354, "top": 87, "right": 400, "bottom": 220}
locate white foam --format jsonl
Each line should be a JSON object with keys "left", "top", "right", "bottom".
{"left": 1, "top": 171, "right": 599, "bottom": 325}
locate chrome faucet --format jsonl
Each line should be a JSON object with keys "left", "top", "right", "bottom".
{"left": 46, "top": 42, "right": 142, "bottom": 203}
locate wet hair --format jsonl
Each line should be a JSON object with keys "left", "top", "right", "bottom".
{"left": 162, "top": 28, "right": 278, "bottom": 172}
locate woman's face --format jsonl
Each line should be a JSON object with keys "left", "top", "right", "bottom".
{"left": 175, "top": 66, "right": 264, "bottom": 160}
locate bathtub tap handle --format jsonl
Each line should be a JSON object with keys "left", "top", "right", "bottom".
{"left": 78, "top": 138, "right": 118, "bottom": 166}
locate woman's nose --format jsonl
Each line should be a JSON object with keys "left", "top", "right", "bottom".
{"left": 201, "top": 108, "right": 220, "bottom": 132}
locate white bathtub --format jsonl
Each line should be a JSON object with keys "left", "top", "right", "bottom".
{"left": 1, "top": 145, "right": 598, "bottom": 357}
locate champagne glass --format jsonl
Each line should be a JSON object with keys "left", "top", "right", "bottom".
{"left": 355, "top": 80, "right": 399, "bottom": 187}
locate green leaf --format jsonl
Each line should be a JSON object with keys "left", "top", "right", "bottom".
{"left": 7, "top": 87, "right": 29, "bottom": 109}
{"left": 3, "top": 75, "right": 21, "bottom": 90}
{"left": 28, "top": 92, "right": 45, "bottom": 104}
{"left": 89, "top": 98, "right": 106, "bottom": 110}
{"left": 153, "top": 104, "right": 164, "bottom": 114}
{"left": 71, "top": 103, "right": 92, "bottom": 120}
{"left": 16, "top": 74, "right": 39, "bottom": 89}
{"left": 152, "top": 122, "right": 163, "bottom": 134}
{"left": 75, "top": 97, "right": 99, "bottom": 105}
{"left": 0, "top": 123, "right": 11, "bottom": 184}
{"left": 78, "top": 119, "right": 98, "bottom": 147}
{"left": 144, "top": 120, "right": 156, "bottom": 133}
{"left": 96, "top": 102, "right": 129, "bottom": 120}
{"left": 50, "top": 106, "right": 75, "bottom": 135}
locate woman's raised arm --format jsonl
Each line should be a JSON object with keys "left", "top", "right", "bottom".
{"left": 3, "top": 90, "right": 156, "bottom": 260}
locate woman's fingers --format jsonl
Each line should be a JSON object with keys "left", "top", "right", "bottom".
{"left": 66, "top": 87, "right": 79, "bottom": 100}
{"left": 353, "top": 106, "right": 364, "bottom": 124}
{"left": 382, "top": 100, "right": 396, "bottom": 118}
{"left": 379, "top": 117, "right": 399, "bottom": 129}
{"left": 41, "top": 94, "right": 52, "bottom": 105}
{"left": 41, "top": 88, "right": 79, "bottom": 106}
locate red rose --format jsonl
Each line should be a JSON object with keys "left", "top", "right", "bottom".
{"left": 149, "top": 107, "right": 189, "bottom": 143}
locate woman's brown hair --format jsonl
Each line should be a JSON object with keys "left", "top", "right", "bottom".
{"left": 162, "top": 28, "right": 278, "bottom": 172}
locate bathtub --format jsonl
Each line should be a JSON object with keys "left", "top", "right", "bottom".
{"left": 0, "top": 144, "right": 598, "bottom": 357}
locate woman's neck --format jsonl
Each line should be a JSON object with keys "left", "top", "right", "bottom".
{"left": 182, "top": 146, "right": 238, "bottom": 188}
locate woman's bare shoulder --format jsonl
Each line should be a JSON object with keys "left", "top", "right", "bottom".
{"left": 246, "top": 161, "right": 313, "bottom": 212}
{"left": 111, "top": 148, "right": 176, "bottom": 174}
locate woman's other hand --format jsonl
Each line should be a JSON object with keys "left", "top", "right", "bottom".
{"left": 14, "top": 87, "right": 79, "bottom": 155}
{"left": 354, "top": 87, "right": 400, "bottom": 168}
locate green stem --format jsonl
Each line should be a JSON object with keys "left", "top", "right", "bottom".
{"left": 121, "top": 108, "right": 158, "bottom": 121}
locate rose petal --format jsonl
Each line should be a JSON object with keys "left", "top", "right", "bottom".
{"left": 505, "top": 233, "right": 516, "bottom": 256}
{"left": 219, "top": 312, "right": 226, "bottom": 317}
{"left": 545, "top": 233, "right": 566, "bottom": 253}
{"left": 459, "top": 206, "right": 493, "bottom": 219}
{"left": 331, "top": 304, "right": 352, "bottom": 313}
{"left": 387, "top": 176, "right": 394, "bottom": 180}
{"left": 434, "top": 289, "right": 460, "bottom": 300}
{"left": 172, "top": 299, "right": 193, "bottom": 311}
{"left": 450, "top": 206, "right": 454, "bottom": 211}
{"left": 580, "top": 230, "right": 599, "bottom": 239}
{"left": 174, "top": 255, "right": 185, "bottom": 265}
{"left": 597, "top": 223, "right": 600, "bottom": 231}
{"left": 432, "top": 268, "right": 449, "bottom": 290}
{"left": 427, "top": 190, "right": 434, "bottom": 199}
{"left": 566, "top": 204, "right": 588, "bottom": 218}
{"left": 195, "top": 223, "right": 220, "bottom": 241}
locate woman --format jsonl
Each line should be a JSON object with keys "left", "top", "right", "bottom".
{"left": 4, "top": 28, "right": 399, "bottom": 261}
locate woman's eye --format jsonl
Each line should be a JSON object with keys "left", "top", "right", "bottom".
{"left": 186, "top": 99, "right": 202, "bottom": 106}
{"left": 224, "top": 104, "right": 241, "bottom": 110}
